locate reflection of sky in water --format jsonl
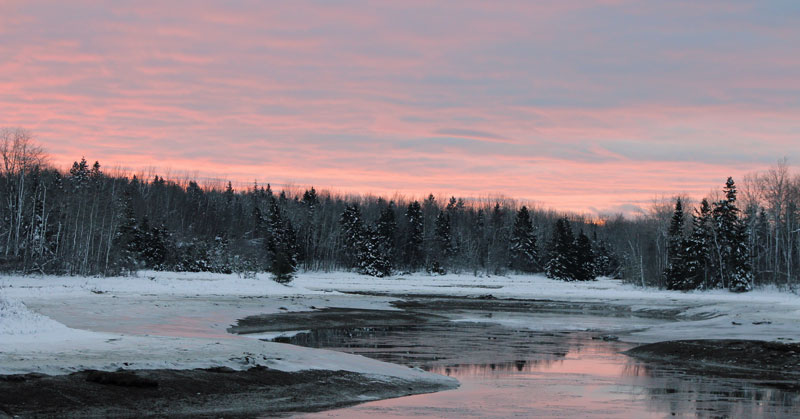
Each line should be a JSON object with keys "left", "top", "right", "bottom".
{"left": 424, "top": 345, "right": 648, "bottom": 379}
{"left": 289, "top": 311, "right": 800, "bottom": 418}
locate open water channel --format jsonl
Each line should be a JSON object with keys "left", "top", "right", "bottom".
{"left": 253, "top": 297, "right": 800, "bottom": 418}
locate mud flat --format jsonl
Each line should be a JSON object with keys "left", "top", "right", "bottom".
{"left": 0, "top": 366, "right": 453, "bottom": 418}
{"left": 626, "top": 339, "right": 800, "bottom": 389}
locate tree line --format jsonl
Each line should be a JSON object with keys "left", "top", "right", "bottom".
{"left": 2, "top": 128, "right": 800, "bottom": 292}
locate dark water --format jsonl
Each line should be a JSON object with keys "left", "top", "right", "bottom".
{"left": 270, "top": 303, "right": 800, "bottom": 418}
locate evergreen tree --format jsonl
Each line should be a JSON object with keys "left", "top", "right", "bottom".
{"left": 684, "top": 198, "right": 712, "bottom": 289}
{"left": 509, "top": 206, "right": 539, "bottom": 272}
{"left": 265, "top": 201, "right": 298, "bottom": 282}
{"left": 546, "top": 217, "right": 577, "bottom": 281}
{"left": 112, "top": 192, "right": 140, "bottom": 273}
{"left": 354, "top": 204, "right": 396, "bottom": 277}
{"left": 430, "top": 210, "right": 453, "bottom": 274}
{"left": 593, "top": 239, "right": 621, "bottom": 278}
{"left": 727, "top": 225, "right": 754, "bottom": 292}
{"left": 664, "top": 199, "right": 690, "bottom": 290}
{"left": 177, "top": 238, "right": 212, "bottom": 272}
{"left": 376, "top": 204, "right": 397, "bottom": 249}
{"left": 403, "top": 201, "right": 424, "bottom": 271}
{"left": 445, "top": 196, "right": 464, "bottom": 260}
{"left": 302, "top": 187, "right": 319, "bottom": 208}
{"left": 137, "top": 216, "right": 168, "bottom": 269}
{"left": 339, "top": 204, "right": 365, "bottom": 269}
{"left": 573, "top": 230, "right": 596, "bottom": 281}
{"left": 68, "top": 157, "right": 90, "bottom": 189}
{"left": 712, "top": 177, "right": 753, "bottom": 292}
{"left": 359, "top": 226, "right": 392, "bottom": 277}
{"left": 209, "top": 235, "right": 233, "bottom": 274}
{"left": 89, "top": 161, "right": 103, "bottom": 187}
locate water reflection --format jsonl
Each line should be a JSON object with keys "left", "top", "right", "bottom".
{"left": 278, "top": 310, "right": 800, "bottom": 418}
{"left": 424, "top": 352, "right": 654, "bottom": 379}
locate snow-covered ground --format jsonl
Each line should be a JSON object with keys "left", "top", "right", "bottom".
{"left": 0, "top": 271, "right": 451, "bottom": 389}
{"left": 2, "top": 270, "right": 799, "bottom": 379}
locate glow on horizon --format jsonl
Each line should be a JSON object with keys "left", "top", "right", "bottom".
{"left": 2, "top": 1, "right": 799, "bottom": 215}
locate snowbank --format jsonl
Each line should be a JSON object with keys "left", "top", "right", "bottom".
{"left": 0, "top": 293, "right": 73, "bottom": 337}
{"left": 0, "top": 292, "right": 455, "bottom": 389}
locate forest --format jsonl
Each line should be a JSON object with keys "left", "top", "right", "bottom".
{"left": 2, "top": 128, "right": 800, "bottom": 293}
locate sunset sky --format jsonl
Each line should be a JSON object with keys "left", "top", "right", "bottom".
{"left": 2, "top": 1, "right": 799, "bottom": 215}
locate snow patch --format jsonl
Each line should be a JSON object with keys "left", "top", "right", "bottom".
{"left": 0, "top": 293, "right": 70, "bottom": 336}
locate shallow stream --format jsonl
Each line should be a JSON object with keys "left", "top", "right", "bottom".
{"left": 264, "top": 298, "right": 800, "bottom": 418}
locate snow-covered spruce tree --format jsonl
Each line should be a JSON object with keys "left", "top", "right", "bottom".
{"left": 339, "top": 204, "right": 366, "bottom": 269}
{"left": 430, "top": 210, "right": 454, "bottom": 274}
{"left": 509, "top": 206, "right": 539, "bottom": 273}
{"left": 445, "top": 196, "right": 465, "bottom": 263}
{"left": 684, "top": 198, "right": 712, "bottom": 289}
{"left": 68, "top": 157, "right": 91, "bottom": 189}
{"left": 299, "top": 186, "right": 319, "bottom": 268}
{"left": 265, "top": 201, "right": 298, "bottom": 283}
{"left": 111, "top": 191, "right": 140, "bottom": 273}
{"left": 403, "top": 201, "right": 424, "bottom": 271}
{"left": 209, "top": 235, "right": 234, "bottom": 274}
{"left": 355, "top": 203, "right": 396, "bottom": 277}
{"left": 712, "top": 177, "right": 753, "bottom": 292}
{"left": 727, "top": 221, "right": 754, "bottom": 292}
{"left": 376, "top": 204, "right": 397, "bottom": 261}
{"left": 176, "top": 239, "right": 213, "bottom": 272}
{"left": 545, "top": 217, "right": 577, "bottom": 281}
{"left": 573, "top": 230, "right": 596, "bottom": 281}
{"left": 664, "top": 198, "right": 691, "bottom": 290}
{"left": 593, "top": 238, "right": 621, "bottom": 278}
{"left": 358, "top": 226, "right": 392, "bottom": 277}
{"left": 137, "top": 216, "right": 169, "bottom": 270}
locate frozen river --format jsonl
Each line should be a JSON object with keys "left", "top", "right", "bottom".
{"left": 18, "top": 286, "right": 800, "bottom": 418}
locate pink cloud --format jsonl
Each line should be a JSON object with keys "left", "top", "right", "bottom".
{"left": 1, "top": 1, "right": 798, "bottom": 216}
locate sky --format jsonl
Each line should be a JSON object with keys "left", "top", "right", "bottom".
{"left": 1, "top": 1, "right": 799, "bottom": 215}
